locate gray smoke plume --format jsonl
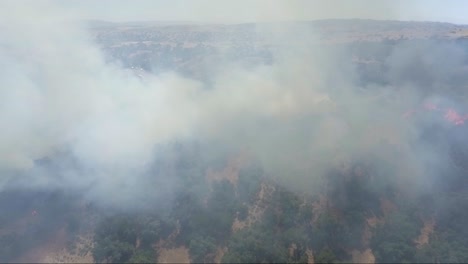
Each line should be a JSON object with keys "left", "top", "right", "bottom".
{"left": 1, "top": 1, "right": 467, "bottom": 208}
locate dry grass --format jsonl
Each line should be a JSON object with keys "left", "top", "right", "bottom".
{"left": 157, "top": 247, "right": 190, "bottom": 264}
{"left": 351, "top": 248, "right": 376, "bottom": 264}
{"left": 232, "top": 182, "right": 275, "bottom": 232}
{"left": 415, "top": 218, "right": 436, "bottom": 248}
{"left": 380, "top": 198, "right": 397, "bottom": 217}
{"left": 311, "top": 194, "right": 328, "bottom": 224}
{"left": 16, "top": 227, "right": 95, "bottom": 264}
{"left": 205, "top": 153, "right": 248, "bottom": 189}
{"left": 213, "top": 247, "right": 227, "bottom": 264}
{"left": 306, "top": 248, "right": 315, "bottom": 264}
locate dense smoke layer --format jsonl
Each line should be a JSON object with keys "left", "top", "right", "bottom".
{"left": 1, "top": 1, "right": 468, "bottom": 208}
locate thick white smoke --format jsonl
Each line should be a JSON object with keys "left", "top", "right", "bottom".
{"left": 1, "top": 1, "right": 464, "bottom": 207}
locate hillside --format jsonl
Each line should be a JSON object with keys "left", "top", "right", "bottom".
{"left": 2, "top": 19, "right": 468, "bottom": 263}
{"left": 90, "top": 19, "right": 468, "bottom": 74}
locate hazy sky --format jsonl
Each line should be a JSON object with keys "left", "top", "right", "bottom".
{"left": 49, "top": 0, "right": 468, "bottom": 24}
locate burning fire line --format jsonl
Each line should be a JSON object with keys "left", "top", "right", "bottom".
{"left": 403, "top": 102, "right": 468, "bottom": 126}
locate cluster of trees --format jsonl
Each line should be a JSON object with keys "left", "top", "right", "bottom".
{"left": 221, "top": 185, "right": 310, "bottom": 263}
{"left": 94, "top": 28, "right": 468, "bottom": 263}
{"left": 90, "top": 159, "right": 425, "bottom": 263}
{"left": 412, "top": 190, "right": 468, "bottom": 263}
{"left": 90, "top": 158, "right": 267, "bottom": 263}
{"left": 174, "top": 165, "right": 263, "bottom": 263}
{"left": 5, "top": 139, "right": 468, "bottom": 264}
{"left": 371, "top": 211, "right": 421, "bottom": 263}
{"left": 0, "top": 190, "right": 83, "bottom": 262}
{"left": 92, "top": 214, "right": 172, "bottom": 263}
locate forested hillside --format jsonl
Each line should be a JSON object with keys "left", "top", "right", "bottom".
{"left": 2, "top": 19, "right": 468, "bottom": 263}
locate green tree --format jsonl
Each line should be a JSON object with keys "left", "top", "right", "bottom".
{"left": 189, "top": 235, "right": 217, "bottom": 263}
{"left": 222, "top": 224, "right": 288, "bottom": 263}
{"left": 315, "top": 248, "right": 336, "bottom": 264}
{"left": 93, "top": 238, "right": 134, "bottom": 263}
{"left": 127, "top": 249, "right": 155, "bottom": 263}
{"left": 237, "top": 164, "right": 263, "bottom": 203}
{"left": 371, "top": 212, "right": 419, "bottom": 263}
{"left": 140, "top": 220, "right": 161, "bottom": 248}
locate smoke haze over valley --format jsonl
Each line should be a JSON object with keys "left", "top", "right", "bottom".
{"left": 2, "top": 1, "right": 468, "bottom": 263}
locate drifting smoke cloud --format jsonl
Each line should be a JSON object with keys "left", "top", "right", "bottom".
{"left": 0, "top": 1, "right": 206, "bottom": 205}
{"left": 1, "top": 1, "right": 468, "bottom": 208}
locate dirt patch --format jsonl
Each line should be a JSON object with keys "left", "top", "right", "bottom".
{"left": 289, "top": 243, "right": 298, "bottom": 257}
{"left": 351, "top": 248, "right": 375, "bottom": 264}
{"left": 15, "top": 226, "right": 95, "bottom": 264}
{"left": 0, "top": 212, "right": 38, "bottom": 237}
{"left": 232, "top": 182, "right": 275, "bottom": 232}
{"left": 366, "top": 215, "right": 381, "bottom": 228}
{"left": 213, "top": 247, "right": 227, "bottom": 264}
{"left": 154, "top": 220, "right": 181, "bottom": 250}
{"left": 154, "top": 220, "right": 190, "bottom": 263}
{"left": 361, "top": 224, "right": 373, "bottom": 248}
{"left": 247, "top": 182, "right": 274, "bottom": 223}
{"left": 306, "top": 248, "right": 314, "bottom": 264}
{"left": 363, "top": 214, "right": 385, "bottom": 247}
{"left": 415, "top": 218, "right": 435, "bottom": 248}
{"left": 232, "top": 215, "right": 247, "bottom": 232}
{"left": 380, "top": 198, "right": 397, "bottom": 216}
{"left": 206, "top": 153, "right": 247, "bottom": 189}
{"left": 311, "top": 194, "right": 328, "bottom": 224}
{"left": 135, "top": 237, "right": 141, "bottom": 249}
{"left": 157, "top": 246, "right": 191, "bottom": 264}
{"left": 42, "top": 233, "right": 94, "bottom": 263}
{"left": 356, "top": 214, "right": 385, "bottom": 259}
{"left": 15, "top": 226, "right": 67, "bottom": 263}
{"left": 350, "top": 214, "right": 383, "bottom": 264}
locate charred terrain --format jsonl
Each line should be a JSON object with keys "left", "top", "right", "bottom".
{"left": 3, "top": 19, "right": 468, "bottom": 263}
